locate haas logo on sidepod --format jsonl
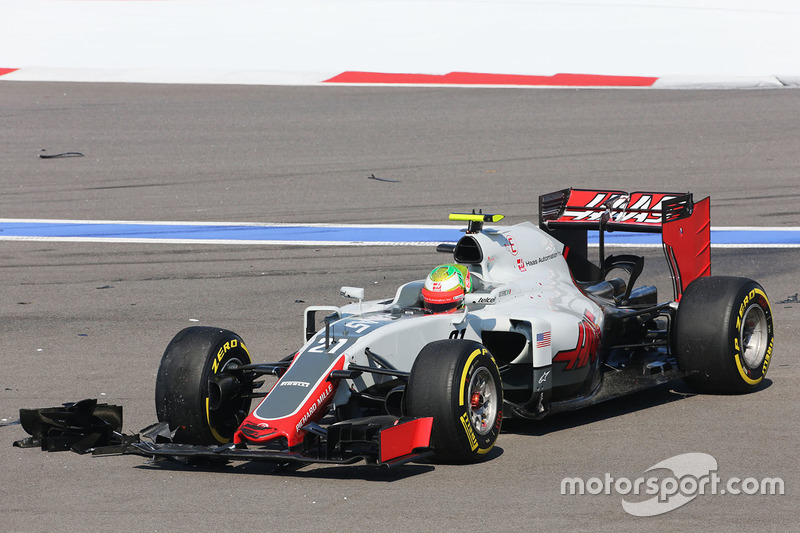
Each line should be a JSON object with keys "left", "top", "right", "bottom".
{"left": 552, "top": 315, "right": 601, "bottom": 370}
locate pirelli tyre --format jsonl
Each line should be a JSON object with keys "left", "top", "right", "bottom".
{"left": 405, "top": 340, "right": 503, "bottom": 463}
{"left": 675, "top": 276, "right": 774, "bottom": 393}
{"left": 155, "top": 327, "right": 253, "bottom": 444}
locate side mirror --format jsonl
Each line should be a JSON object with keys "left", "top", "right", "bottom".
{"left": 340, "top": 286, "right": 365, "bottom": 315}
{"left": 340, "top": 287, "right": 365, "bottom": 300}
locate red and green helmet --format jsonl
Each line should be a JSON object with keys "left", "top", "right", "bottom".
{"left": 421, "top": 264, "right": 472, "bottom": 313}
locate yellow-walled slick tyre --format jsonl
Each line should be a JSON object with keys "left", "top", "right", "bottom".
{"left": 406, "top": 340, "right": 503, "bottom": 463}
{"left": 675, "top": 276, "right": 774, "bottom": 393}
{"left": 155, "top": 326, "right": 252, "bottom": 444}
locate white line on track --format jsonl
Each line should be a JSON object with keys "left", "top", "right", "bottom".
{"left": 0, "top": 219, "right": 798, "bottom": 248}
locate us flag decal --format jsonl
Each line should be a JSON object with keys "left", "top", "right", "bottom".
{"left": 536, "top": 331, "right": 551, "bottom": 348}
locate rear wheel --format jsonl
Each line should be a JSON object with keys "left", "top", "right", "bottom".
{"left": 675, "top": 276, "right": 774, "bottom": 393}
{"left": 155, "top": 327, "right": 253, "bottom": 444}
{"left": 405, "top": 340, "right": 503, "bottom": 463}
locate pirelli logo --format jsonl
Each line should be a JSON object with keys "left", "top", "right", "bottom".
{"left": 460, "top": 412, "right": 478, "bottom": 451}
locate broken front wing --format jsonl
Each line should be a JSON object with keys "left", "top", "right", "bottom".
{"left": 132, "top": 415, "right": 434, "bottom": 467}
{"left": 12, "top": 400, "right": 434, "bottom": 469}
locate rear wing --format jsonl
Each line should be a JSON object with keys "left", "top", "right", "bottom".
{"left": 539, "top": 189, "right": 692, "bottom": 232}
{"left": 539, "top": 188, "right": 710, "bottom": 299}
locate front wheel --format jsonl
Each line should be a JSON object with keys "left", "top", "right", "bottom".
{"left": 155, "top": 326, "right": 253, "bottom": 444}
{"left": 405, "top": 340, "right": 503, "bottom": 463}
{"left": 675, "top": 276, "right": 774, "bottom": 393}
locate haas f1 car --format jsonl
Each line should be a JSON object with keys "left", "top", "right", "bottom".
{"left": 135, "top": 189, "right": 774, "bottom": 467}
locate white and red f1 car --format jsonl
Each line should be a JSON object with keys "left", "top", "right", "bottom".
{"left": 135, "top": 188, "right": 774, "bottom": 466}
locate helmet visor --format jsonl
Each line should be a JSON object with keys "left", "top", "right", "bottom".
{"left": 421, "top": 286, "right": 464, "bottom": 313}
{"left": 423, "top": 300, "right": 461, "bottom": 313}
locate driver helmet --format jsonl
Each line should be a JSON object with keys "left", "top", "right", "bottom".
{"left": 421, "top": 264, "right": 472, "bottom": 313}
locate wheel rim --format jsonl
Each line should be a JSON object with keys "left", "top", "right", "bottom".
{"left": 221, "top": 357, "right": 243, "bottom": 373}
{"left": 740, "top": 304, "right": 769, "bottom": 369}
{"left": 468, "top": 366, "right": 498, "bottom": 436}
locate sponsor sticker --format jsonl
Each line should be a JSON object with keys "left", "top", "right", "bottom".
{"left": 507, "top": 234, "right": 518, "bottom": 255}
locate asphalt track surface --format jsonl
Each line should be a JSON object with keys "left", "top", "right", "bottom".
{"left": 1, "top": 83, "right": 799, "bottom": 531}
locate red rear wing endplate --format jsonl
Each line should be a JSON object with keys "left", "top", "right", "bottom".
{"left": 662, "top": 195, "right": 711, "bottom": 299}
